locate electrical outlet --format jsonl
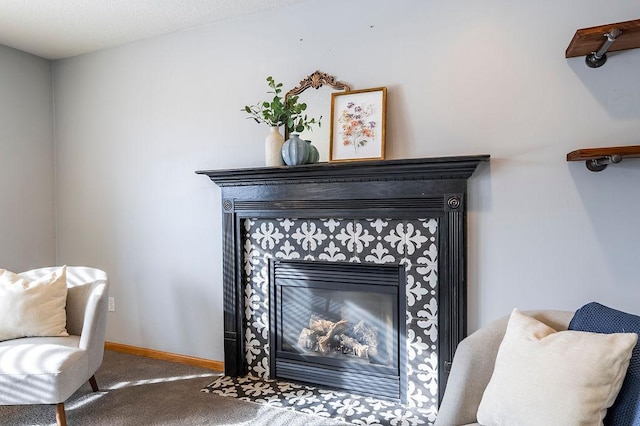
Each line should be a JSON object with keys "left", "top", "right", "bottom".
{"left": 108, "top": 297, "right": 115, "bottom": 312}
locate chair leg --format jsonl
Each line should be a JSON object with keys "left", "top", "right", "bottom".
{"left": 89, "top": 374, "right": 99, "bottom": 392}
{"left": 54, "top": 376, "right": 99, "bottom": 425}
{"left": 55, "top": 402, "right": 67, "bottom": 426}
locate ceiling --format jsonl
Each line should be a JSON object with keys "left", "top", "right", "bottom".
{"left": 0, "top": 0, "right": 306, "bottom": 60}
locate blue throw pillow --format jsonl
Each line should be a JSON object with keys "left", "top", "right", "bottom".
{"left": 569, "top": 302, "right": 640, "bottom": 426}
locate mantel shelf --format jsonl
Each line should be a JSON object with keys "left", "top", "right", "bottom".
{"left": 566, "top": 145, "right": 640, "bottom": 172}
{"left": 196, "top": 155, "right": 490, "bottom": 187}
{"left": 566, "top": 19, "right": 640, "bottom": 68}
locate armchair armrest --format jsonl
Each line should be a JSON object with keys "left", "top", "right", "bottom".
{"left": 65, "top": 267, "right": 109, "bottom": 372}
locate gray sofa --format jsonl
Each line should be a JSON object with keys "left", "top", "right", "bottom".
{"left": 434, "top": 310, "right": 574, "bottom": 426}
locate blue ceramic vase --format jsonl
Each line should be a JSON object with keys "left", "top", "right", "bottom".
{"left": 305, "top": 140, "right": 319, "bottom": 163}
{"left": 282, "top": 134, "right": 309, "bottom": 165}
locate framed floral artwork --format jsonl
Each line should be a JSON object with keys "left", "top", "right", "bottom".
{"left": 330, "top": 87, "right": 386, "bottom": 162}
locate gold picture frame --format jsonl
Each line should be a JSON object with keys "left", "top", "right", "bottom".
{"left": 330, "top": 87, "right": 386, "bottom": 162}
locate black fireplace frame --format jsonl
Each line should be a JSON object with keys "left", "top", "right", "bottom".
{"left": 269, "top": 259, "right": 407, "bottom": 401}
{"left": 196, "top": 155, "right": 489, "bottom": 403}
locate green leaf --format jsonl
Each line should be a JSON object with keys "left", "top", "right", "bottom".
{"left": 242, "top": 76, "right": 321, "bottom": 130}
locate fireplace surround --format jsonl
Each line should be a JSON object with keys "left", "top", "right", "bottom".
{"left": 196, "top": 155, "right": 488, "bottom": 413}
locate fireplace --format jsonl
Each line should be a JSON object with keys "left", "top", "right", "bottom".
{"left": 196, "top": 155, "right": 488, "bottom": 415}
{"left": 270, "top": 260, "right": 406, "bottom": 401}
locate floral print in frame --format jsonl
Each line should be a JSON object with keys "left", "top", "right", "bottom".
{"left": 330, "top": 87, "right": 386, "bottom": 162}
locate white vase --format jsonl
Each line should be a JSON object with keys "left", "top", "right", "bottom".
{"left": 264, "top": 126, "right": 285, "bottom": 167}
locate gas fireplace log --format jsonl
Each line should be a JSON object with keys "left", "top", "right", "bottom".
{"left": 297, "top": 328, "right": 318, "bottom": 350}
{"left": 339, "top": 334, "right": 371, "bottom": 358}
{"left": 353, "top": 320, "right": 379, "bottom": 357}
{"left": 303, "top": 316, "right": 382, "bottom": 358}
{"left": 309, "top": 316, "right": 336, "bottom": 334}
{"left": 317, "top": 335, "right": 331, "bottom": 352}
{"left": 317, "top": 319, "right": 348, "bottom": 353}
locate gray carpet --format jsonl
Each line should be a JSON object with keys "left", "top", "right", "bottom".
{"left": 0, "top": 350, "right": 348, "bottom": 425}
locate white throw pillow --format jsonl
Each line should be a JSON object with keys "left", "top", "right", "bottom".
{"left": 0, "top": 266, "right": 69, "bottom": 341}
{"left": 477, "top": 308, "right": 637, "bottom": 426}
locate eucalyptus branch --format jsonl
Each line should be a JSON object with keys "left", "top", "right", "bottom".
{"left": 243, "top": 76, "right": 321, "bottom": 133}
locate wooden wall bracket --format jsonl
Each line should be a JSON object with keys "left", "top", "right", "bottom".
{"left": 567, "top": 145, "right": 640, "bottom": 172}
{"left": 566, "top": 19, "right": 640, "bottom": 68}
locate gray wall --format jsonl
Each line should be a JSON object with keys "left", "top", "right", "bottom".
{"left": 51, "top": 0, "right": 640, "bottom": 362}
{"left": 0, "top": 45, "right": 55, "bottom": 272}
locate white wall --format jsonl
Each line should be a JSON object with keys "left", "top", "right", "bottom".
{"left": 0, "top": 45, "right": 55, "bottom": 272}
{"left": 52, "top": 0, "right": 640, "bottom": 362}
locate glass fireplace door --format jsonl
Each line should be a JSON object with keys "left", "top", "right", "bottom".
{"left": 270, "top": 260, "right": 406, "bottom": 401}
{"left": 279, "top": 286, "right": 397, "bottom": 373}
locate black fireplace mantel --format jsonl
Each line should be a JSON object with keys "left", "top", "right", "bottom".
{"left": 196, "top": 155, "right": 489, "bottom": 403}
{"left": 196, "top": 155, "right": 489, "bottom": 186}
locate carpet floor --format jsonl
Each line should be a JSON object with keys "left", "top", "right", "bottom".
{"left": 0, "top": 350, "right": 348, "bottom": 426}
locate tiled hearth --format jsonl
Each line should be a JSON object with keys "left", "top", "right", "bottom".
{"left": 203, "top": 374, "right": 435, "bottom": 425}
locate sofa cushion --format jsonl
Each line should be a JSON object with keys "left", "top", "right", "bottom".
{"left": 569, "top": 302, "right": 640, "bottom": 425}
{"left": 0, "top": 266, "right": 69, "bottom": 341}
{"left": 477, "top": 308, "right": 636, "bottom": 426}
